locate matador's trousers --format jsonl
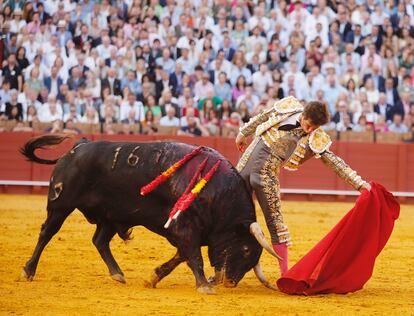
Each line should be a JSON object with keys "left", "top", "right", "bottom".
{"left": 237, "top": 138, "right": 291, "bottom": 245}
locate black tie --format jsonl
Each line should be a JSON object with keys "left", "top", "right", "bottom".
{"left": 278, "top": 121, "right": 301, "bottom": 131}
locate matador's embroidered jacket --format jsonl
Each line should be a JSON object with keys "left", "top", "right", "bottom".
{"left": 237, "top": 96, "right": 366, "bottom": 190}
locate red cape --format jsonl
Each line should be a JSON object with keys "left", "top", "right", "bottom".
{"left": 277, "top": 182, "right": 400, "bottom": 295}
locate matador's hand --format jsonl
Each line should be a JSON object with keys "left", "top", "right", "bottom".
{"left": 359, "top": 182, "right": 372, "bottom": 193}
{"left": 235, "top": 133, "right": 247, "bottom": 153}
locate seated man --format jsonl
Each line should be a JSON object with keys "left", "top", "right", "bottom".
{"left": 178, "top": 116, "right": 202, "bottom": 137}
{"left": 235, "top": 96, "right": 371, "bottom": 276}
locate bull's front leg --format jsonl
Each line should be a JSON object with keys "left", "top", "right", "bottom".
{"left": 144, "top": 251, "right": 185, "bottom": 288}
{"left": 185, "top": 247, "right": 215, "bottom": 294}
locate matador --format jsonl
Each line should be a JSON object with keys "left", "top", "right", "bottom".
{"left": 235, "top": 96, "right": 371, "bottom": 276}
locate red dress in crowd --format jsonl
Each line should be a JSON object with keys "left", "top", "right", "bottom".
{"left": 277, "top": 182, "right": 400, "bottom": 295}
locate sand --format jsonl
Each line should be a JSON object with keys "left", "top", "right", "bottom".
{"left": 0, "top": 194, "right": 413, "bottom": 315}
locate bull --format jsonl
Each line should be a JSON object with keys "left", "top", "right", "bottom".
{"left": 20, "top": 135, "right": 278, "bottom": 293}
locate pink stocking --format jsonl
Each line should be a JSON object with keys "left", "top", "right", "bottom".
{"left": 273, "top": 243, "right": 288, "bottom": 275}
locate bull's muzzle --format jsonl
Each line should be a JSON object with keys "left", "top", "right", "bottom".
{"left": 223, "top": 278, "right": 237, "bottom": 288}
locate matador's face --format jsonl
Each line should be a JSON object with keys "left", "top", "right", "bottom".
{"left": 300, "top": 115, "right": 320, "bottom": 134}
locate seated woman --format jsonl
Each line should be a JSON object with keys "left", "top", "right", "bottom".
{"left": 141, "top": 109, "right": 158, "bottom": 135}
{"left": 144, "top": 95, "right": 162, "bottom": 121}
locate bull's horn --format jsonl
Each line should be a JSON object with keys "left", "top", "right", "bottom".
{"left": 253, "top": 263, "right": 278, "bottom": 291}
{"left": 249, "top": 222, "right": 282, "bottom": 260}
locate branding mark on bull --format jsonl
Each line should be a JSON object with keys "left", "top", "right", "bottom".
{"left": 112, "top": 147, "right": 122, "bottom": 170}
{"left": 127, "top": 146, "right": 140, "bottom": 166}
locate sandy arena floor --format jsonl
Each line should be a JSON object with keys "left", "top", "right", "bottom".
{"left": 0, "top": 194, "right": 413, "bottom": 315}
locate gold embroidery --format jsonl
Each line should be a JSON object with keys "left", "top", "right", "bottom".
{"left": 283, "top": 133, "right": 309, "bottom": 171}
{"left": 259, "top": 156, "right": 291, "bottom": 244}
{"left": 320, "top": 151, "right": 366, "bottom": 190}
{"left": 309, "top": 127, "right": 332, "bottom": 154}
{"left": 240, "top": 106, "right": 275, "bottom": 137}
{"left": 236, "top": 137, "right": 260, "bottom": 172}
{"left": 274, "top": 96, "right": 304, "bottom": 113}
{"left": 255, "top": 113, "right": 292, "bottom": 136}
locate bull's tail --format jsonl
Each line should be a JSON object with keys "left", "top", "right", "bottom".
{"left": 20, "top": 134, "right": 72, "bottom": 165}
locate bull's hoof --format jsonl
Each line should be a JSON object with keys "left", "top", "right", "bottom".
{"left": 207, "top": 276, "right": 216, "bottom": 285}
{"left": 111, "top": 273, "right": 126, "bottom": 284}
{"left": 143, "top": 271, "right": 159, "bottom": 288}
{"left": 197, "top": 285, "right": 216, "bottom": 295}
{"left": 20, "top": 268, "right": 33, "bottom": 281}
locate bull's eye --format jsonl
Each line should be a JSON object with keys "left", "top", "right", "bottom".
{"left": 242, "top": 245, "right": 251, "bottom": 257}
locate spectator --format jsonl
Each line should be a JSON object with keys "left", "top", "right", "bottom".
{"left": 156, "top": 48, "right": 175, "bottom": 74}
{"left": 237, "top": 100, "right": 251, "bottom": 123}
{"left": 323, "top": 75, "right": 347, "bottom": 115}
{"left": 121, "top": 70, "right": 141, "bottom": 96}
{"left": 80, "top": 106, "right": 99, "bottom": 124}
{"left": 0, "top": 0, "right": 412, "bottom": 140}
{"left": 360, "top": 78, "right": 380, "bottom": 105}
{"left": 178, "top": 116, "right": 202, "bottom": 137}
{"left": 2, "top": 54, "right": 22, "bottom": 91}
{"left": 375, "top": 115, "right": 390, "bottom": 133}
{"left": 332, "top": 100, "right": 354, "bottom": 128}
{"left": 63, "top": 104, "right": 82, "bottom": 123}
{"left": 232, "top": 75, "right": 247, "bottom": 102}
{"left": 120, "top": 93, "right": 145, "bottom": 123}
{"left": 144, "top": 95, "right": 162, "bottom": 121}
{"left": 43, "top": 66, "right": 63, "bottom": 97}
{"left": 67, "top": 67, "right": 86, "bottom": 92}
{"left": 16, "top": 47, "right": 29, "bottom": 71}
{"left": 180, "top": 107, "right": 200, "bottom": 128}
{"left": 218, "top": 100, "right": 233, "bottom": 123}
{"left": 46, "top": 119, "right": 64, "bottom": 134}
{"left": 25, "top": 67, "right": 43, "bottom": 95}
{"left": 142, "top": 110, "right": 158, "bottom": 135}
{"left": 63, "top": 119, "right": 82, "bottom": 135}
{"left": 159, "top": 106, "right": 179, "bottom": 127}
{"left": 101, "top": 68, "right": 122, "bottom": 97}
{"left": 214, "top": 72, "right": 232, "bottom": 102}
{"left": 236, "top": 86, "right": 259, "bottom": 113}
{"left": 374, "top": 93, "right": 395, "bottom": 123}
{"left": 353, "top": 115, "right": 370, "bottom": 132}
{"left": 39, "top": 94, "right": 62, "bottom": 122}
{"left": 336, "top": 112, "right": 354, "bottom": 131}
{"left": 223, "top": 112, "right": 243, "bottom": 136}
{"left": 26, "top": 105, "right": 39, "bottom": 124}
{"left": 2, "top": 89, "right": 23, "bottom": 121}
{"left": 194, "top": 72, "right": 214, "bottom": 101}
{"left": 389, "top": 113, "right": 408, "bottom": 133}
{"left": 252, "top": 63, "right": 273, "bottom": 95}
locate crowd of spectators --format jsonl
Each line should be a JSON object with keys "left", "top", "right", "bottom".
{"left": 0, "top": 0, "right": 414, "bottom": 137}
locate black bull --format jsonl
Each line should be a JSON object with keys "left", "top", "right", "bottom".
{"left": 20, "top": 135, "right": 278, "bottom": 293}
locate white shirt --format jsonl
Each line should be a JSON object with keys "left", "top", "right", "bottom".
{"left": 96, "top": 44, "right": 116, "bottom": 60}
{"left": 39, "top": 103, "right": 63, "bottom": 122}
{"left": 252, "top": 71, "right": 273, "bottom": 95}
{"left": 120, "top": 101, "right": 145, "bottom": 122}
{"left": 248, "top": 16, "right": 271, "bottom": 33}
{"left": 10, "top": 20, "right": 27, "bottom": 34}
{"left": 159, "top": 115, "right": 180, "bottom": 127}
{"left": 279, "top": 112, "right": 302, "bottom": 129}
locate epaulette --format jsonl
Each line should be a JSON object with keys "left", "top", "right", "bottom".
{"left": 274, "top": 96, "right": 304, "bottom": 114}
{"left": 309, "top": 127, "right": 332, "bottom": 157}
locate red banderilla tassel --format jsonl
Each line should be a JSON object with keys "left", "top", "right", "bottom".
{"left": 164, "top": 159, "right": 222, "bottom": 228}
{"left": 140, "top": 146, "right": 202, "bottom": 196}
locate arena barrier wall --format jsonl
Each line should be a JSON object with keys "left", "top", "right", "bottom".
{"left": 1, "top": 132, "right": 413, "bottom": 203}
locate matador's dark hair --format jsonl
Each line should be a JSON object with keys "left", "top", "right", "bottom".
{"left": 303, "top": 101, "right": 330, "bottom": 126}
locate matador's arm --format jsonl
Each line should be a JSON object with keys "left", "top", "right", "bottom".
{"left": 309, "top": 128, "right": 368, "bottom": 191}
{"left": 239, "top": 106, "right": 275, "bottom": 137}
{"left": 320, "top": 150, "right": 367, "bottom": 190}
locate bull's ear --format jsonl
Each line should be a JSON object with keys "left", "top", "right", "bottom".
{"left": 234, "top": 222, "right": 251, "bottom": 235}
